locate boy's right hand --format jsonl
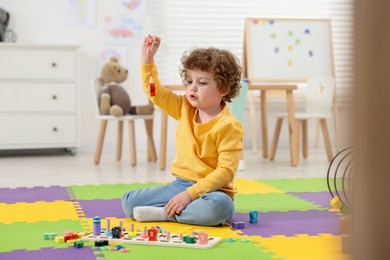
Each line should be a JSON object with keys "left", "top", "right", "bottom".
{"left": 141, "top": 35, "right": 161, "bottom": 64}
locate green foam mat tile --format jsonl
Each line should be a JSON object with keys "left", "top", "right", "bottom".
{"left": 260, "top": 178, "right": 338, "bottom": 193}
{"left": 98, "top": 238, "right": 282, "bottom": 260}
{"left": 69, "top": 183, "right": 163, "bottom": 200}
{"left": 234, "top": 193, "right": 325, "bottom": 213}
{"left": 0, "top": 220, "right": 84, "bottom": 252}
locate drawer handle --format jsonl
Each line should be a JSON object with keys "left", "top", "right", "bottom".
{"left": 52, "top": 95, "right": 57, "bottom": 100}
{"left": 51, "top": 62, "right": 57, "bottom": 68}
{"left": 52, "top": 127, "right": 58, "bottom": 132}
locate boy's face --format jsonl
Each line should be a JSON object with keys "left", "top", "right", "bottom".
{"left": 184, "top": 69, "right": 227, "bottom": 111}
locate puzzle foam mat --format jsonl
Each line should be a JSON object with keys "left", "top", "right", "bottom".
{"left": 0, "top": 178, "right": 350, "bottom": 260}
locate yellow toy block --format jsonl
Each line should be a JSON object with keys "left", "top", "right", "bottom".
{"left": 54, "top": 236, "right": 65, "bottom": 243}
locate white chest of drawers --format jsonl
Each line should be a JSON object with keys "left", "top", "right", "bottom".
{"left": 0, "top": 44, "right": 80, "bottom": 154}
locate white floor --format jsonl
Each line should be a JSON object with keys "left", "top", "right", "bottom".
{"left": 0, "top": 147, "right": 331, "bottom": 188}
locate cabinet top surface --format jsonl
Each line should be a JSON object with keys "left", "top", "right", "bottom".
{"left": 0, "top": 43, "right": 79, "bottom": 50}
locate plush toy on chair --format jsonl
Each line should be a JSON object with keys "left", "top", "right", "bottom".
{"left": 99, "top": 57, "right": 154, "bottom": 117}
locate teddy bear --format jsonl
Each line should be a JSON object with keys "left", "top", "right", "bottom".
{"left": 0, "top": 8, "right": 10, "bottom": 42}
{"left": 99, "top": 57, "right": 154, "bottom": 117}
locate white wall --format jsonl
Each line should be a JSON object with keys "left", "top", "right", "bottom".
{"left": 0, "top": 0, "right": 352, "bottom": 154}
{"left": 0, "top": 0, "right": 157, "bottom": 152}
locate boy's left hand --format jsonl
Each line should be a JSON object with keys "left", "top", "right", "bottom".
{"left": 165, "top": 191, "right": 192, "bottom": 217}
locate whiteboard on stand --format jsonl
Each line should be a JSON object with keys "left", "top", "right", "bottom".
{"left": 243, "top": 18, "right": 335, "bottom": 83}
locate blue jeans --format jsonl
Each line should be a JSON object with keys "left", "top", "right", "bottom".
{"left": 121, "top": 178, "right": 234, "bottom": 226}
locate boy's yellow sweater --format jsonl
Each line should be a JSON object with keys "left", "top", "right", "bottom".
{"left": 141, "top": 63, "right": 244, "bottom": 200}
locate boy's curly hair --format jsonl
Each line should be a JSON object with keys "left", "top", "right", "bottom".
{"left": 180, "top": 47, "right": 242, "bottom": 103}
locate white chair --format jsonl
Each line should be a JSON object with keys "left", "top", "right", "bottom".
{"left": 92, "top": 77, "right": 157, "bottom": 165}
{"left": 270, "top": 76, "right": 335, "bottom": 162}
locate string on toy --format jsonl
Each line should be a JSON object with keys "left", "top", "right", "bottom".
{"left": 148, "top": 36, "right": 155, "bottom": 97}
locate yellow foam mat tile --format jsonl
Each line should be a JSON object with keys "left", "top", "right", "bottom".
{"left": 84, "top": 217, "right": 243, "bottom": 239}
{"left": 234, "top": 179, "right": 285, "bottom": 194}
{"left": 0, "top": 201, "right": 79, "bottom": 224}
{"left": 251, "top": 234, "right": 350, "bottom": 260}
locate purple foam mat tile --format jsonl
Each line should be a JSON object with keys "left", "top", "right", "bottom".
{"left": 78, "top": 199, "right": 126, "bottom": 218}
{"left": 0, "top": 246, "right": 99, "bottom": 260}
{"left": 288, "top": 191, "right": 332, "bottom": 209}
{"left": 230, "top": 210, "right": 341, "bottom": 237}
{"left": 0, "top": 186, "right": 70, "bottom": 203}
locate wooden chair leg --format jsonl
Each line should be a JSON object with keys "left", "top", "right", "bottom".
{"left": 315, "top": 119, "right": 321, "bottom": 148}
{"left": 320, "top": 119, "right": 333, "bottom": 161}
{"left": 128, "top": 121, "right": 136, "bottom": 166}
{"left": 116, "top": 120, "right": 123, "bottom": 161}
{"left": 296, "top": 119, "right": 302, "bottom": 160}
{"left": 261, "top": 90, "right": 268, "bottom": 158}
{"left": 270, "top": 118, "right": 283, "bottom": 160}
{"left": 160, "top": 112, "right": 168, "bottom": 170}
{"left": 94, "top": 120, "right": 108, "bottom": 164}
{"left": 286, "top": 89, "right": 298, "bottom": 166}
{"left": 145, "top": 119, "right": 157, "bottom": 162}
{"left": 302, "top": 119, "right": 308, "bottom": 159}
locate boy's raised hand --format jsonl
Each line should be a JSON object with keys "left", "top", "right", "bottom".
{"left": 141, "top": 35, "right": 161, "bottom": 64}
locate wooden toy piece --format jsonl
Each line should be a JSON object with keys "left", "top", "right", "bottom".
{"left": 198, "top": 232, "right": 208, "bottom": 245}
{"left": 77, "top": 231, "right": 87, "bottom": 237}
{"left": 139, "top": 226, "right": 149, "bottom": 239}
{"left": 95, "top": 240, "right": 109, "bottom": 247}
{"left": 183, "top": 236, "right": 196, "bottom": 244}
{"left": 93, "top": 216, "right": 101, "bottom": 236}
{"left": 130, "top": 223, "right": 134, "bottom": 233}
{"left": 64, "top": 234, "right": 79, "bottom": 242}
{"left": 120, "top": 247, "right": 129, "bottom": 252}
{"left": 249, "top": 210, "right": 258, "bottom": 223}
{"left": 64, "top": 230, "right": 74, "bottom": 237}
{"left": 74, "top": 241, "right": 84, "bottom": 248}
{"left": 81, "top": 230, "right": 222, "bottom": 249}
{"left": 118, "top": 220, "right": 123, "bottom": 229}
{"left": 148, "top": 227, "right": 158, "bottom": 241}
{"left": 127, "top": 231, "right": 138, "bottom": 237}
{"left": 330, "top": 196, "right": 342, "bottom": 210}
{"left": 111, "top": 226, "right": 122, "bottom": 239}
{"left": 54, "top": 236, "right": 65, "bottom": 243}
{"left": 114, "top": 244, "right": 125, "bottom": 250}
{"left": 43, "top": 232, "right": 57, "bottom": 240}
{"left": 106, "top": 219, "right": 111, "bottom": 231}
{"left": 231, "top": 221, "right": 245, "bottom": 229}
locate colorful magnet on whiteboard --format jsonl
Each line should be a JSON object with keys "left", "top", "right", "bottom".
{"left": 288, "top": 45, "right": 293, "bottom": 52}
{"left": 288, "top": 31, "right": 293, "bottom": 36}
{"left": 295, "top": 38, "right": 301, "bottom": 44}
{"left": 252, "top": 19, "right": 259, "bottom": 25}
{"left": 261, "top": 20, "right": 267, "bottom": 25}
{"left": 288, "top": 60, "right": 293, "bottom": 67}
{"left": 304, "top": 29, "right": 311, "bottom": 34}
{"left": 309, "top": 50, "right": 313, "bottom": 57}
{"left": 274, "top": 47, "right": 279, "bottom": 53}
{"left": 271, "top": 33, "right": 276, "bottom": 39}
{"left": 268, "top": 20, "right": 275, "bottom": 25}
